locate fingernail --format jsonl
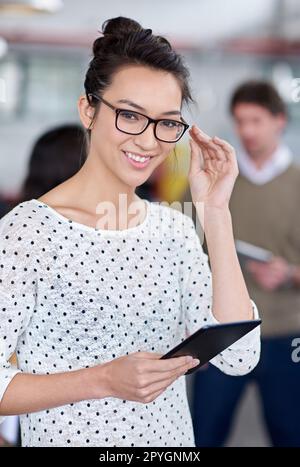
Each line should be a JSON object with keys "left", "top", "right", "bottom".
{"left": 186, "top": 356, "right": 194, "bottom": 362}
{"left": 193, "top": 359, "right": 200, "bottom": 365}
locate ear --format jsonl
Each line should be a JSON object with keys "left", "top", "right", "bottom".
{"left": 276, "top": 112, "right": 287, "bottom": 132}
{"left": 77, "top": 95, "right": 95, "bottom": 130}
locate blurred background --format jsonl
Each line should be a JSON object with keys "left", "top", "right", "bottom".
{"left": 1, "top": 0, "right": 300, "bottom": 203}
{"left": 1, "top": 0, "right": 300, "bottom": 447}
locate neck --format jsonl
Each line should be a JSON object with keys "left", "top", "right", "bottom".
{"left": 79, "top": 152, "right": 138, "bottom": 207}
{"left": 247, "top": 141, "right": 280, "bottom": 170}
{"left": 59, "top": 148, "right": 143, "bottom": 228}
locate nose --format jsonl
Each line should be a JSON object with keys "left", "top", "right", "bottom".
{"left": 133, "top": 122, "right": 159, "bottom": 151}
{"left": 239, "top": 122, "right": 256, "bottom": 137}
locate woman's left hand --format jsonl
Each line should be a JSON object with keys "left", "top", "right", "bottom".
{"left": 188, "top": 125, "right": 239, "bottom": 209}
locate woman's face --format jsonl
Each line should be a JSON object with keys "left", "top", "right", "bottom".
{"left": 83, "top": 65, "right": 183, "bottom": 188}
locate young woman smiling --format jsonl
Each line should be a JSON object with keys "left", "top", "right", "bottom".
{"left": 0, "top": 17, "right": 260, "bottom": 447}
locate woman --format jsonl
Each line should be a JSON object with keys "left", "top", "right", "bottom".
{"left": 0, "top": 17, "right": 260, "bottom": 447}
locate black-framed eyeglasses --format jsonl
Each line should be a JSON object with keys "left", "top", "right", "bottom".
{"left": 88, "top": 93, "right": 189, "bottom": 143}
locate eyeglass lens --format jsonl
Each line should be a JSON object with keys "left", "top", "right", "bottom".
{"left": 117, "top": 110, "right": 185, "bottom": 142}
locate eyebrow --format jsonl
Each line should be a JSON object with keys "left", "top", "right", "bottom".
{"left": 116, "top": 99, "right": 182, "bottom": 116}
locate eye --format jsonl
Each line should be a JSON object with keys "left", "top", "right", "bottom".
{"left": 119, "top": 111, "right": 140, "bottom": 121}
{"left": 161, "top": 120, "right": 181, "bottom": 129}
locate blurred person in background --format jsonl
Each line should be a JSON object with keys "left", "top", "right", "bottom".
{"left": 192, "top": 81, "right": 300, "bottom": 447}
{"left": 0, "top": 200, "right": 11, "bottom": 219}
{"left": 0, "top": 124, "right": 86, "bottom": 447}
{"left": 20, "top": 124, "right": 86, "bottom": 202}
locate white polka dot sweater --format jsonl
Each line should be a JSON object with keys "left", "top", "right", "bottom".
{"left": 0, "top": 199, "right": 260, "bottom": 446}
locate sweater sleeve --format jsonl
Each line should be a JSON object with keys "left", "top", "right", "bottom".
{"left": 0, "top": 210, "right": 37, "bottom": 423}
{"left": 180, "top": 214, "right": 261, "bottom": 376}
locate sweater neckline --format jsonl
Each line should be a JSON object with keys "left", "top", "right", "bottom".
{"left": 29, "top": 198, "right": 151, "bottom": 235}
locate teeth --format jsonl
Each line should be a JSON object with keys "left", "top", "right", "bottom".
{"left": 125, "top": 152, "right": 150, "bottom": 163}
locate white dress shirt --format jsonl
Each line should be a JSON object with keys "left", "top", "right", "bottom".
{"left": 238, "top": 144, "right": 293, "bottom": 185}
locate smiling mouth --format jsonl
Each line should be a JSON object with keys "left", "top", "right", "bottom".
{"left": 123, "top": 151, "right": 153, "bottom": 162}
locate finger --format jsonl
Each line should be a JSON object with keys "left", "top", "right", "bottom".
{"left": 189, "top": 127, "right": 214, "bottom": 153}
{"left": 190, "top": 125, "right": 211, "bottom": 141}
{"left": 192, "top": 127, "right": 226, "bottom": 164}
{"left": 247, "top": 263, "right": 259, "bottom": 273}
{"left": 189, "top": 126, "right": 219, "bottom": 163}
{"left": 271, "top": 258, "right": 288, "bottom": 270}
{"left": 213, "top": 137, "right": 237, "bottom": 170}
{"left": 198, "top": 144, "right": 211, "bottom": 163}
{"left": 135, "top": 352, "right": 163, "bottom": 360}
{"left": 269, "top": 269, "right": 287, "bottom": 280}
{"left": 202, "top": 141, "right": 217, "bottom": 161}
{"left": 189, "top": 138, "right": 203, "bottom": 175}
{"left": 134, "top": 353, "right": 197, "bottom": 378}
{"left": 205, "top": 144, "right": 224, "bottom": 168}
{"left": 143, "top": 388, "right": 165, "bottom": 403}
{"left": 247, "top": 261, "right": 265, "bottom": 272}
{"left": 191, "top": 129, "right": 226, "bottom": 162}
{"left": 212, "top": 135, "right": 235, "bottom": 154}
{"left": 148, "top": 355, "right": 197, "bottom": 373}
{"left": 190, "top": 129, "right": 223, "bottom": 167}
{"left": 192, "top": 140, "right": 216, "bottom": 169}
{"left": 258, "top": 273, "right": 279, "bottom": 284}
{"left": 207, "top": 139, "right": 227, "bottom": 163}
{"left": 153, "top": 360, "right": 199, "bottom": 392}
{"left": 205, "top": 155, "right": 220, "bottom": 175}
{"left": 212, "top": 136, "right": 238, "bottom": 168}
{"left": 149, "top": 358, "right": 200, "bottom": 383}
{"left": 252, "top": 268, "right": 270, "bottom": 280}
{"left": 189, "top": 140, "right": 217, "bottom": 164}
{"left": 262, "top": 279, "right": 278, "bottom": 290}
{"left": 145, "top": 373, "right": 183, "bottom": 400}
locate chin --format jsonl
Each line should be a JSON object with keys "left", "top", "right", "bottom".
{"left": 121, "top": 173, "right": 149, "bottom": 189}
{"left": 244, "top": 143, "right": 261, "bottom": 154}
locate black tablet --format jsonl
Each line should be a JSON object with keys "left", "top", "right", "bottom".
{"left": 160, "top": 319, "right": 261, "bottom": 375}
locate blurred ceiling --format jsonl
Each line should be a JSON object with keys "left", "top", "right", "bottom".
{"left": 0, "top": 0, "right": 300, "bottom": 50}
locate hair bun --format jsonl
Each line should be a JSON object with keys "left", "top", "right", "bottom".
{"left": 102, "top": 16, "right": 143, "bottom": 37}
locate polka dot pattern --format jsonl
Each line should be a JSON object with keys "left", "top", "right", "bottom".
{"left": 0, "top": 199, "right": 260, "bottom": 446}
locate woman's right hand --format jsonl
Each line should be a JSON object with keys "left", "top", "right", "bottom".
{"left": 0, "top": 353, "right": 200, "bottom": 417}
{"left": 98, "top": 352, "right": 200, "bottom": 404}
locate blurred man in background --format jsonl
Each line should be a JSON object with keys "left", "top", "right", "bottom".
{"left": 192, "top": 81, "right": 300, "bottom": 447}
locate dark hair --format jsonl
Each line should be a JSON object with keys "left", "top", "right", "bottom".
{"left": 84, "top": 16, "right": 193, "bottom": 135}
{"left": 21, "top": 124, "right": 86, "bottom": 202}
{"left": 230, "top": 80, "right": 287, "bottom": 116}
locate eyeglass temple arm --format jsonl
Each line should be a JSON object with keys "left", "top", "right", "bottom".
{"left": 88, "top": 93, "right": 117, "bottom": 110}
